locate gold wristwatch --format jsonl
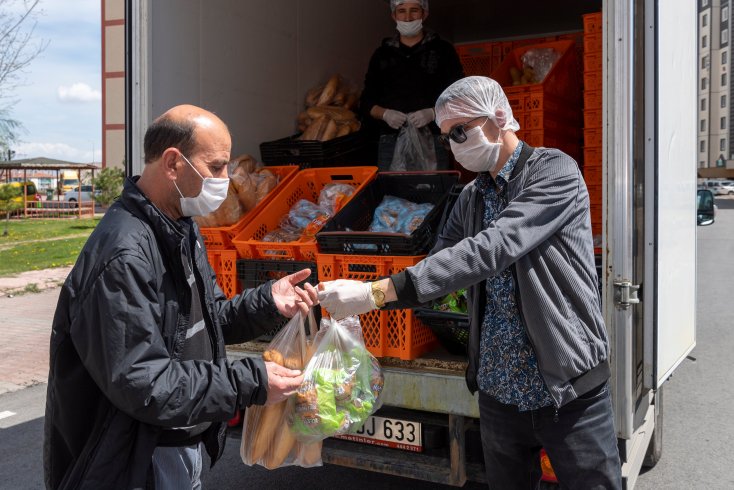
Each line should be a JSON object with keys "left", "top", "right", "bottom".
{"left": 371, "top": 281, "right": 386, "bottom": 309}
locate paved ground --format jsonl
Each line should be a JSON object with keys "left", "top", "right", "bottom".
{"left": 0, "top": 287, "right": 60, "bottom": 394}
{"left": 0, "top": 266, "right": 71, "bottom": 298}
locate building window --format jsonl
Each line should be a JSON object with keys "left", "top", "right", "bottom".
{"left": 700, "top": 140, "right": 706, "bottom": 153}
{"left": 722, "top": 95, "right": 727, "bottom": 108}
{"left": 722, "top": 73, "right": 728, "bottom": 86}
{"left": 702, "top": 0, "right": 708, "bottom": 8}
{"left": 702, "top": 77, "right": 708, "bottom": 89}
{"left": 721, "top": 139, "right": 727, "bottom": 151}
{"left": 723, "top": 51, "right": 728, "bottom": 64}
{"left": 721, "top": 117, "right": 727, "bottom": 130}
{"left": 703, "top": 13, "right": 709, "bottom": 27}
{"left": 723, "top": 29, "right": 729, "bottom": 45}
{"left": 702, "top": 98, "right": 707, "bottom": 110}
{"left": 702, "top": 55, "right": 710, "bottom": 69}
{"left": 724, "top": 6, "right": 729, "bottom": 22}
{"left": 701, "top": 119, "right": 706, "bottom": 132}
{"left": 703, "top": 35, "right": 708, "bottom": 48}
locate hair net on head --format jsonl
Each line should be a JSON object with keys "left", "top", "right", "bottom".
{"left": 434, "top": 76, "right": 520, "bottom": 132}
{"left": 390, "top": 0, "right": 429, "bottom": 12}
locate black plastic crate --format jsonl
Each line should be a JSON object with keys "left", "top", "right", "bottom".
{"left": 414, "top": 307, "right": 469, "bottom": 356}
{"left": 236, "top": 259, "right": 321, "bottom": 338}
{"left": 316, "top": 171, "right": 460, "bottom": 255}
{"left": 259, "top": 131, "right": 369, "bottom": 168}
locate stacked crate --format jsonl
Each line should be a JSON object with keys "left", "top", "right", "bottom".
{"left": 583, "top": 12, "right": 603, "bottom": 244}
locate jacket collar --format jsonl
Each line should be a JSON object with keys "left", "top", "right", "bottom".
{"left": 119, "top": 176, "right": 190, "bottom": 255}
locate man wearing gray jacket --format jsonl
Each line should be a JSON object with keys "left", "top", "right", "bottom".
{"left": 319, "top": 76, "right": 622, "bottom": 489}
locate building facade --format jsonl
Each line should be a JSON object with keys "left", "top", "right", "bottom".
{"left": 699, "top": 0, "right": 733, "bottom": 169}
{"left": 102, "top": 0, "right": 126, "bottom": 170}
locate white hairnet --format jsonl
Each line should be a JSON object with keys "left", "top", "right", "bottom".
{"left": 390, "top": 0, "right": 429, "bottom": 12}
{"left": 434, "top": 76, "right": 520, "bottom": 132}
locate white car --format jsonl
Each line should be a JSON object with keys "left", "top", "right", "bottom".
{"left": 64, "top": 185, "right": 99, "bottom": 206}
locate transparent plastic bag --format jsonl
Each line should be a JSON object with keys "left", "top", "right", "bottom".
{"left": 369, "top": 195, "right": 434, "bottom": 234}
{"left": 390, "top": 124, "right": 437, "bottom": 171}
{"left": 520, "top": 48, "right": 561, "bottom": 83}
{"left": 289, "top": 316, "right": 385, "bottom": 443}
{"left": 318, "top": 183, "right": 355, "bottom": 216}
{"left": 240, "top": 310, "right": 323, "bottom": 469}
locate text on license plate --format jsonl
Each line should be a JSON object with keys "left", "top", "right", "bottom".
{"left": 335, "top": 415, "right": 422, "bottom": 452}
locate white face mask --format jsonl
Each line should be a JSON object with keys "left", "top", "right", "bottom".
{"left": 396, "top": 19, "right": 423, "bottom": 37}
{"left": 174, "top": 154, "right": 229, "bottom": 217}
{"left": 450, "top": 125, "right": 503, "bottom": 174}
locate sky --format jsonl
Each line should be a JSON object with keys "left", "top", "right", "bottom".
{"left": 7, "top": 0, "right": 101, "bottom": 164}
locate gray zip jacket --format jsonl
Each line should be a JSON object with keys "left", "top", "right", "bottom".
{"left": 391, "top": 144, "right": 610, "bottom": 408}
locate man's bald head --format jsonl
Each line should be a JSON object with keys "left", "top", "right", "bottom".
{"left": 143, "top": 104, "right": 230, "bottom": 164}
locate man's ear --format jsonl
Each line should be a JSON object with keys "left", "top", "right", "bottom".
{"left": 161, "top": 148, "right": 180, "bottom": 181}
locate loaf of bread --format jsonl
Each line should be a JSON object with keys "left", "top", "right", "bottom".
{"left": 319, "top": 118, "right": 338, "bottom": 142}
{"left": 306, "top": 106, "right": 356, "bottom": 123}
{"left": 316, "top": 74, "right": 341, "bottom": 106}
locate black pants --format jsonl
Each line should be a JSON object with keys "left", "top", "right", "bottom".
{"left": 478, "top": 382, "right": 622, "bottom": 490}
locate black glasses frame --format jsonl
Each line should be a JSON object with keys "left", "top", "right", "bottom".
{"left": 438, "top": 116, "right": 489, "bottom": 147}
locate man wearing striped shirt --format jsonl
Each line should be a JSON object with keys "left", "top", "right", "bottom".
{"left": 319, "top": 77, "right": 622, "bottom": 489}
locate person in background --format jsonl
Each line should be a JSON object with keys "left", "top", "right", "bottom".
{"left": 43, "top": 104, "right": 319, "bottom": 490}
{"left": 319, "top": 76, "right": 622, "bottom": 489}
{"left": 360, "top": 0, "right": 464, "bottom": 170}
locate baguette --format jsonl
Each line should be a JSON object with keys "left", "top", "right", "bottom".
{"left": 300, "top": 115, "right": 327, "bottom": 140}
{"left": 305, "top": 86, "right": 323, "bottom": 107}
{"left": 298, "top": 440, "right": 323, "bottom": 466}
{"left": 343, "top": 93, "right": 359, "bottom": 110}
{"left": 255, "top": 169, "right": 277, "bottom": 204}
{"left": 319, "top": 118, "right": 338, "bottom": 142}
{"left": 306, "top": 105, "right": 356, "bottom": 123}
{"left": 264, "top": 417, "right": 297, "bottom": 468}
{"left": 316, "top": 74, "right": 340, "bottom": 106}
{"left": 335, "top": 124, "right": 351, "bottom": 138}
{"left": 249, "top": 402, "right": 286, "bottom": 463}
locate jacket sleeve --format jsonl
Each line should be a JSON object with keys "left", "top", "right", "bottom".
{"left": 359, "top": 47, "right": 384, "bottom": 118}
{"left": 70, "top": 253, "right": 268, "bottom": 428}
{"left": 397, "top": 152, "right": 584, "bottom": 303}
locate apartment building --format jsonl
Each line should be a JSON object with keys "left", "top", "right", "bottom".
{"left": 101, "top": 0, "right": 125, "bottom": 170}
{"left": 699, "top": 0, "right": 733, "bottom": 170}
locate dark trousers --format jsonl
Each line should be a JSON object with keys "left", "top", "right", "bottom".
{"left": 478, "top": 382, "right": 622, "bottom": 490}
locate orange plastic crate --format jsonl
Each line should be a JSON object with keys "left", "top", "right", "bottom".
{"left": 583, "top": 12, "right": 602, "bottom": 34}
{"left": 317, "top": 254, "right": 439, "bottom": 360}
{"left": 207, "top": 249, "right": 238, "bottom": 299}
{"left": 231, "top": 166, "right": 378, "bottom": 261}
{"left": 583, "top": 164, "right": 603, "bottom": 186}
{"left": 583, "top": 146, "right": 603, "bottom": 166}
{"left": 198, "top": 165, "right": 299, "bottom": 251}
{"left": 584, "top": 90, "right": 602, "bottom": 111}
{"left": 584, "top": 32, "right": 603, "bottom": 54}
{"left": 583, "top": 109, "right": 603, "bottom": 129}
{"left": 457, "top": 41, "right": 513, "bottom": 77}
{"left": 584, "top": 127, "right": 602, "bottom": 147}
{"left": 583, "top": 51, "right": 603, "bottom": 73}
{"left": 491, "top": 40, "right": 582, "bottom": 153}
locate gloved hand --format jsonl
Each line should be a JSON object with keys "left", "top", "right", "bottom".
{"left": 407, "top": 108, "right": 435, "bottom": 128}
{"left": 382, "top": 109, "right": 408, "bottom": 130}
{"left": 317, "top": 279, "right": 377, "bottom": 320}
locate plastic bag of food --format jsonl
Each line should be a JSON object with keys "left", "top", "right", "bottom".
{"left": 520, "top": 48, "right": 561, "bottom": 83}
{"left": 290, "top": 316, "right": 384, "bottom": 443}
{"left": 390, "top": 124, "right": 438, "bottom": 171}
{"left": 369, "top": 195, "right": 434, "bottom": 234}
{"left": 240, "top": 310, "right": 323, "bottom": 469}
{"left": 318, "top": 183, "right": 355, "bottom": 216}
{"left": 279, "top": 200, "right": 328, "bottom": 234}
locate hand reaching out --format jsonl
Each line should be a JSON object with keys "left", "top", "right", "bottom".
{"left": 271, "top": 269, "right": 319, "bottom": 318}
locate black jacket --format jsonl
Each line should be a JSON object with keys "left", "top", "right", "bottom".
{"left": 359, "top": 31, "right": 464, "bottom": 136}
{"left": 44, "top": 177, "right": 281, "bottom": 489}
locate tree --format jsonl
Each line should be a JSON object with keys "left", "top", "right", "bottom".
{"left": 0, "top": 0, "right": 47, "bottom": 153}
{"left": 93, "top": 167, "right": 124, "bottom": 207}
{"left": 0, "top": 182, "right": 21, "bottom": 236}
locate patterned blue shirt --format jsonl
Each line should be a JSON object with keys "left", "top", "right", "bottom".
{"left": 475, "top": 142, "right": 554, "bottom": 411}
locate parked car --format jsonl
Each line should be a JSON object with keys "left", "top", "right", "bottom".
{"left": 64, "top": 185, "right": 98, "bottom": 207}
{"left": 697, "top": 189, "right": 715, "bottom": 225}
{"left": 700, "top": 179, "right": 734, "bottom": 195}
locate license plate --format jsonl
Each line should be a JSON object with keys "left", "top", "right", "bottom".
{"left": 335, "top": 415, "right": 422, "bottom": 452}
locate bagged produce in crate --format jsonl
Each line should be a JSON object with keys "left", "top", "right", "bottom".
{"left": 240, "top": 310, "right": 323, "bottom": 469}
{"left": 369, "top": 195, "right": 434, "bottom": 234}
{"left": 390, "top": 124, "right": 437, "bottom": 172}
{"left": 290, "top": 316, "right": 385, "bottom": 443}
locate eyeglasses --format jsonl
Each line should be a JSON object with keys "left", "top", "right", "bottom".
{"left": 438, "top": 116, "right": 489, "bottom": 147}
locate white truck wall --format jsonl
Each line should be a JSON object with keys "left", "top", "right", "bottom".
{"left": 148, "top": 0, "right": 395, "bottom": 162}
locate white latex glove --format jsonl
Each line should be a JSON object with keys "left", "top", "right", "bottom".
{"left": 317, "top": 279, "right": 377, "bottom": 320}
{"left": 407, "top": 108, "right": 435, "bottom": 128}
{"left": 382, "top": 109, "right": 408, "bottom": 130}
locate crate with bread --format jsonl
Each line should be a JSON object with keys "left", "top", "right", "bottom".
{"left": 231, "top": 166, "right": 378, "bottom": 261}
{"left": 194, "top": 155, "right": 298, "bottom": 250}
{"left": 260, "top": 74, "right": 369, "bottom": 168}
